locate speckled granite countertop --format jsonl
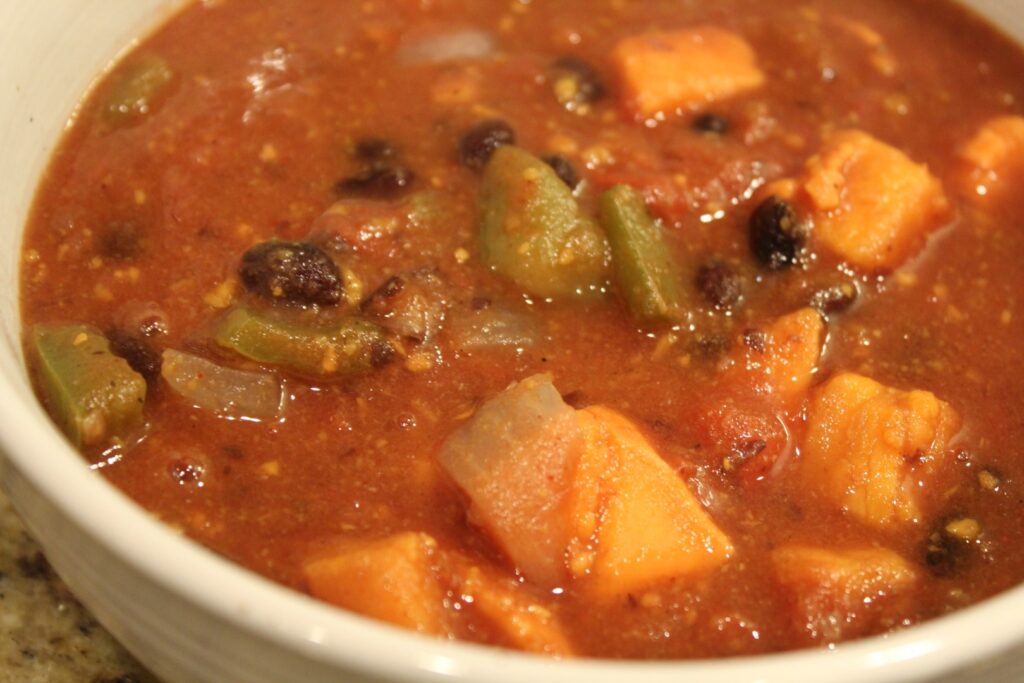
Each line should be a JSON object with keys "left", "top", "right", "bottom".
{"left": 0, "top": 491, "right": 156, "bottom": 683}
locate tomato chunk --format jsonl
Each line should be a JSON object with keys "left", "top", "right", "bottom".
{"left": 720, "top": 307, "right": 826, "bottom": 408}
{"left": 700, "top": 308, "right": 825, "bottom": 482}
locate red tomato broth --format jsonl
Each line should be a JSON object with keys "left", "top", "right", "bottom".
{"left": 19, "top": 0, "right": 1024, "bottom": 659}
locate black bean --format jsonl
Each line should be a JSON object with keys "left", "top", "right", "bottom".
{"left": 353, "top": 137, "right": 397, "bottom": 165}
{"left": 925, "top": 529, "right": 965, "bottom": 578}
{"left": 99, "top": 221, "right": 144, "bottom": 260}
{"left": 459, "top": 119, "right": 516, "bottom": 171}
{"left": 335, "top": 166, "right": 416, "bottom": 198}
{"left": 370, "top": 338, "right": 397, "bottom": 368}
{"left": 239, "top": 241, "right": 343, "bottom": 306}
{"left": 693, "top": 113, "right": 730, "bottom": 136}
{"left": 925, "top": 535, "right": 953, "bottom": 575}
{"left": 361, "top": 276, "right": 406, "bottom": 313}
{"left": 697, "top": 261, "right": 743, "bottom": 311}
{"left": 551, "top": 56, "right": 606, "bottom": 109}
{"left": 107, "top": 328, "right": 162, "bottom": 383}
{"left": 749, "top": 196, "right": 805, "bottom": 271}
{"left": 809, "top": 280, "right": 859, "bottom": 315}
{"left": 541, "top": 154, "right": 581, "bottom": 189}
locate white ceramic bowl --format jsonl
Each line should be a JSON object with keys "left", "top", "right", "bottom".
{"left": 2, "top": 2, "right": 1024, "bottom": 682}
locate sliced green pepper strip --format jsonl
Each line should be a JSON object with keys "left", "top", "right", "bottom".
{"left": 213, "top": 308, "right": 394, "bottom": 378}
{"left": 599, "top": 184, "right": 686, "bottom": 324}
{"left": 31, "top": 325, "right": 147, "bottom": 448}
{"left": 480, "top": 146, "right": 609, "bottom": 300}
{"left": 100, "top": 54, "right": 174, "bottom": 128}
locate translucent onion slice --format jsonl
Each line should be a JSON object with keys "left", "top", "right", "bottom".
{"left": 161, "top": 349, "right": 283, "bottom": 421}
{"left": 447, "top": 306, "right": 542, "bottom": 352}
{"left": 397, "top": 28, "right": 494, "bottom": 65}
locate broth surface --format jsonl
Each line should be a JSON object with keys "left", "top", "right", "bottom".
{"left": 20, "top": 0, "right": 1024, "bottom": 658}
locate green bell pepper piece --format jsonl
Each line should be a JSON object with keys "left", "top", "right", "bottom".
{"left": 100, "top": 54, "right": 174, "bottom": 127}
{"left": 31, "top": 325, "right": 147, "bottom": 448}
{"left": 213, "top": 308, "right": 394, "bottom": 378}
{"left": 480, "top": 146, "right": 609, "bottom": 299}
{"left": 599, "top": 184, "right": 686, "bottom": 323}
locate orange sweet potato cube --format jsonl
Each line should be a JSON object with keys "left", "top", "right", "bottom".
{"left": 612, "top": 27, "right": 765, "bottom": 117}
{"left": 772, "top": 545, "right": 917, "bottom": 643}
{"left": 957, "top": 116, "right": 1024, "bottom": 199}
{"left": 304, "top": 532, "right": 452, "bottom": 635}
{"left": 459, "top": 565, "right": 574, "bottom": 656}
{"left": 960, "top": 115, "right": 1024, "bottom": 174}
{"left": 801, "top": 130, "right": 949, "bottom": 271}
{"left": 801, "top": 373, "right": 961, "bottom": 529}
{"left": 306, "top": 532, "right": 576, "bottom": 654}
{"left": 567, "top": 406, "right": 733, "bottom": 598}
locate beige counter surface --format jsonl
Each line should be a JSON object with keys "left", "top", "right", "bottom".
{"left": 0, "top": 491, "right": 156, "bottom": 683}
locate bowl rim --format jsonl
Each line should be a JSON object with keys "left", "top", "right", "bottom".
{"left": 7, "top": 382, "right": 1024, "bottom": 683}
{"left": 4, "top": 0, "right": 1024, "bottom": 680}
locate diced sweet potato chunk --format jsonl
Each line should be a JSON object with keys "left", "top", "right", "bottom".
{"left": 460, "top": 565, "right": 574, "bottom": 656}
{"left": 568, "top": 406, "right": 733, "bottom": 598}
{"left": 960, "top": 116, "right": 1024, "bottom": 173}
{"left": 772, "top": 545, "right": 917, "bottom": 643}
{"left": 724, "top": 307, "right": 826, "bottom": 407}
{"left": 437, "top": 374, "right": 583, "bottom": 587}
{"left": 957, "top": 116, "right": 1024, "bottom": 198}
{"left": 612, "top": 27, "right": 765, "bottom": 117}
{"left": 830, "top": 16, "right": 897, "bottom": 77}
{"left": 305, "top": 533, "right": 574, "bottom": 654}
{"left": 439, "top": 376, "right": 731, "bottom": 597}
{"left": 801, "top": 130, "right": 949, "bottom": 271}
{"left": 801, "top": 373, "right": 961, "bottom": 529}
{"left": 304, "top": 532, "right": 451, "bottom": 635}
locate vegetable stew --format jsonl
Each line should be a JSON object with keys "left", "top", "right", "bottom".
{"left": 20, "top": 0, "right": 1024, "bottom": 659}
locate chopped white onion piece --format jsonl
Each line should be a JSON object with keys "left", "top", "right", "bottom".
{"left": 161, "top": 349, "right": 283, "bottom": 421}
